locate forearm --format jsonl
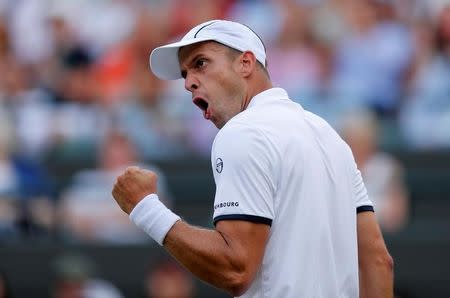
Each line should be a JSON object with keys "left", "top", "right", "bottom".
{"left": 359, "top": 255, "right": 394, "bottom": 298}
{"left": 163, "top": 221, "right": 249, "bottom": 295}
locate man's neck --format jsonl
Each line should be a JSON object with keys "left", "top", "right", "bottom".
{"left": 241, "top": 80, "right": 273, "bottom": 111}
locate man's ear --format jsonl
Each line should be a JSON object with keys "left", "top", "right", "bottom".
{"left": 238, "top": 51, "right": 257, "bottom": 78}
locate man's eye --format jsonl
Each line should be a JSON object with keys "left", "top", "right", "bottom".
{"left": 196, "top": 59, "right": 206, "bottom": 68}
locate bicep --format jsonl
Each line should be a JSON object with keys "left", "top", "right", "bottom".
{"left": 357, "top": 211, "right": 390, "bottom": 267}
{"left": 216, "top": 220, "right": 270, "bottom": 277}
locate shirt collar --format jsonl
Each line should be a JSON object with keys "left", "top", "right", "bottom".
{"left": 247, "top": 87, "right": 290, "bottom": 109}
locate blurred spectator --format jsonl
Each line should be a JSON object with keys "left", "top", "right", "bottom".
{"left": 329, "top": 0, "right": 413, "bottom": 117}
{"left": 227, "top": 0, "right": 283, "bottom": 45}
{"left": 58, "top": 131, "right": 172, "bottom": 244}
{"left": 52, "top": 253, "right": 123, "bottom": 298}
{"left": 400, "top": 5, "right": 450, "bottom": 148}
{"left": 341, "top": 110, "right": 409, "bottom": 233}
{"left": 50, "top": 46, "right": 108, "bottom": 152}
{"left": 0, "top": 105, "right": 54, "bottom": 241}
{"left": 114, "top": 65, "right": 189, "bottom": 160}
{"left": 0, "top": 43, "right": 54, "bottom": 159}
{"left": 70, "top": 6, "right": 190, "bottom": 159}
{"left": 312, "top": 0, "right": 350, "bottom": 45}
{"left": 45, "top": 0, "right": 136, "bottom": 56}
{"left": 267, "top": 1, "right": 324, "bottom": 100}
{"left": 145, "top": 259, "right": 195, "bottom": 298}
{"left": 0, "top": 110, "right": 20, "bottom": 240}
{"left": 94, "top": 7, "right": 172, "bottom": 105}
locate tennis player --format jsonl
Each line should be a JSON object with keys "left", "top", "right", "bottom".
{"left": 112, "top": 20, "right": 393, "bottom": 298}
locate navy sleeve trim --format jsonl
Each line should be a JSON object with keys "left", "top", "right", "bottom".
{"left": 213, "top": 214, "right": 273, "bottom": 226}
{"left": 357, "top": 205, "right": 374, "bottom": 213}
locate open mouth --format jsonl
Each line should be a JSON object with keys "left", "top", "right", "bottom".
{"left": 193, "top": 97, "right": 209, "bottom": 112}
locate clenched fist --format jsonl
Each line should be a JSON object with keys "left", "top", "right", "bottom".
{"left": 112, "top": 166, "right": 158, "bottom": 214}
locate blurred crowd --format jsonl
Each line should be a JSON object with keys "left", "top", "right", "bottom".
{"left": 48, "top": 253, "right": 195, "bottom": 298}
{"left": 1, "top": 252, "right": 195, "bottom": 298}
{"left": 1, "top": 0, "right": 449, "bottom": 243}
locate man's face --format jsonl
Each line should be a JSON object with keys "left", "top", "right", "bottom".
{"left": 179, "top": 41, "right": 245, "bottom": 129}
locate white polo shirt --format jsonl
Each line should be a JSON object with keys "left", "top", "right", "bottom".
{"left": 211, "top": 88, "right": 373, "bottom": 298}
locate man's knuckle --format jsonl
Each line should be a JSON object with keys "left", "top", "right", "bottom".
{"left": 128, "top": 166, "right": 139, "bottom": 172}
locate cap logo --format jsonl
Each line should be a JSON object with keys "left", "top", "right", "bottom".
{"left": 194, "top": 21, "right": 219, "bottom": 38}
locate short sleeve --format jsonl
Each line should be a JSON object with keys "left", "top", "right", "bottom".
{"left": 211, "top": 122, "right": 276, "bottom": 226}
{"left": 354, "top": 166, "right": 374, "bottom": 213}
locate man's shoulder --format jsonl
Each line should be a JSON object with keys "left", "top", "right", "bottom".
{"left": 212, "top": 118, "right": 271, "bottom": 154}
{"left": 215, "top": 118, "right": 263, "bottom": 142}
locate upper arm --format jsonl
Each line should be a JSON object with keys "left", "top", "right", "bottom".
{"left": 210, "top": 123, "right": 275, "bottom": 294}
{"left": 357, "top": 211, "right": 394, "bottom": 298}
{"left": 357, "top": 211, "right": 391, "bottom": 267}
{"left": 215, "top": 219, "right": 270, "bottom": 289}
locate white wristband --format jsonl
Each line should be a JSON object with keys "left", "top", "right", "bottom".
{"left": 129, "top": 194, "right": 180, "bottom": 245}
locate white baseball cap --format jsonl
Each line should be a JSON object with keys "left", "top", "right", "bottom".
{"left": 149, "top": 20, "right": 266, "bottom": 80}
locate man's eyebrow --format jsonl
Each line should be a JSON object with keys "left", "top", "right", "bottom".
{"left": 180, "top": 53, "right": 204, "bottom": 79}
{"left": 188, "top": 54, "right": 204, "bottom": 66}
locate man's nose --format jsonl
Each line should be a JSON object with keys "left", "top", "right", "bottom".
{"left": 184, "top": 73, "right": 199, "bottom": 92}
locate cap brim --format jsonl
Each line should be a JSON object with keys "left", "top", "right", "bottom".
{"left": 149, "top": 37, "right": 213, "bottom": 80}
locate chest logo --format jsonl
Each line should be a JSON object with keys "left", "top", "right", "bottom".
{"left": 216, "top": 158, "right": 223, "bottom": 173}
